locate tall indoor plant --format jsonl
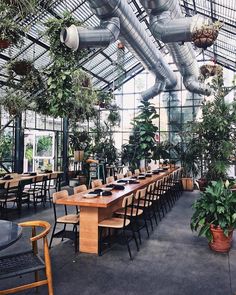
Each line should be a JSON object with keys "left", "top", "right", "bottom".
{"left": 191, "top": 180, "right": 236, "bottom": 252}
{"left": 190, "top": 73, "right": 236, "bottom": 185}
{"left": 122, "top": 100, "right": 159, "bottom": 170}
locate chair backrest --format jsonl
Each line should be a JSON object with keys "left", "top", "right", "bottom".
{"left": 4, "top": 180, "right": 20, "bottom": 189}
{"left": 74, "top": 184, "right": 87, "bottom": 194}
{"left": 146, "top": 182, "right": 155, "bottom": 203}
{"left": 106, "top": 176, "right": 115, "bottom": 184}
{"left": 134, "top": 169, "right": 140, "bottom": 176}
{"left": 140, "top": 167, "right": 146, "bottom": 173}
{"left": 52, "top": 190, "right": 68, "bottom": 203}
{"left": 126, "top": 171, "right": 132, "bottom": 177}
{"left": 50, "top": 173, "right": 58, "bottom": 180}
{"left": 135, "top": 187, "right": 147, "bottom": 200}
{"left": 91, "top": 179, "right": 103, "bottom": 188}
{"left": 121, "top": 194, "right": 134, "bottom": 227}
{"left": 35, "top": 175, "right": 44, "bottom": 183}
{"left": 116, "top": 173, "right": 124, "bottom": 180}
{"left": 8, "top": 173, "right": 19, "bottom": 179}
{"left": 122, "top": 193, "right": 134, "bottom": 208}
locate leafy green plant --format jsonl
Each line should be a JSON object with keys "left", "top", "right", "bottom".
{"left": 122, "top": 100, "right": 159, "bottom": 169}
{"left": 0, "top": 89, "right": 29, "bottom": 116}
{"left": 107, "top": 104, "right": 121, "bottom": 126}
{"left": 69, "top": 129, "right": 91, "bottom": 152}
{"left": 42, "top": 13, "right": 97, "bottom": 121}
{"left": 0, "top": 2, "right": 24, "bottom": 48}
{"left": 0, "top": 132, "right": 13, "bottom": 160}
{"left": 190, "top": 180, "right": 236, "bottom": 241}
{"left": 190, "top": 73, "right": 236, "bottom": 181}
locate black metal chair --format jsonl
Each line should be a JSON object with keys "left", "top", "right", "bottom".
{"left": 49, "top": 190, "right": 80, "bottom": 252}
{"left": 0, "top": 180, "right": 20, "bottom": 217}
{"left": 98, "top": 193, "right": 137, "bottom": 260}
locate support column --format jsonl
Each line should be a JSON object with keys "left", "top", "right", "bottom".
{"left": 14, "top": 114, "right": 24, "bottom": 173}
{"left": 62, "top": 118, "right": 69, "bottom": 185}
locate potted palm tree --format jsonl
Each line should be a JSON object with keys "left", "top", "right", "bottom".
{"left": 191, "top": 180, "right": 236, "bottom": 252}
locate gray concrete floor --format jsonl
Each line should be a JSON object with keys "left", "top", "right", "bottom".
{"left": 1, "top": 190, "right": 236, "bottom": 295}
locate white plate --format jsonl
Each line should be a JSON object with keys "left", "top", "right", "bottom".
{"left": 102, "top": 187, "right": 113, "bottom": 192}
{"left": 116, "top": 182, "right": 126, "bottom": 185}
{"left": 83, "top": 193, "right": 98, "bottom": 199}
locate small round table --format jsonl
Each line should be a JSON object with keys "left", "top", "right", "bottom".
{"left": 0, "top": 220, "right": 22, "bottom": 251}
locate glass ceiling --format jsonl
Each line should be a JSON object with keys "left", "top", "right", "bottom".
{"left": 0, "top": 0, "right": 235, "bottom": 94}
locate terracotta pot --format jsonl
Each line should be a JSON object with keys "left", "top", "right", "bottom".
{"left": 181, "top": 178, "right": 193, "bottom": 191}
{"left": 197, "top": 178, "right": 207, "bottom": 191}
{"left": 209, "top": 225, "right": 233, "bottom": 253}
{"left": 0, "top": 39, "right": 10, "bottom": 49}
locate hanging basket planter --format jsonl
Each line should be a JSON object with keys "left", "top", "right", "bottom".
{"left": 11, "top": 60, "right": 33, "bottom": 76}
{"left": 192, "top": 22, "right": 222, "bottom": 49}
{"left": 0, "top": 39, "right": 11, "bottom": 49}
{"left": 200, "top": 64, "right": 223, "bottom": 79}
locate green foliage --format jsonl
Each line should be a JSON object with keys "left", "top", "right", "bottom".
{"left": 0, "top": 89, "right": 29, "bottom": 116}
{"left": 42, "top": 13, "right": 97, "bottom": 121}
{"left": 0, "top": 132, "right": 13, "bottom": 160}
{"left": 91, "top": 122, "right": 118, "bottom": 165}
{"left": 190, "top": 180, "right": 236, "bottom": 241}
{"left": 190, "top": 74, "right": 236, "bottom": 181}
{"left": 36, "top": 135, "right": 52, "bottom": 157}
{"left": 122, "top": 100, "right": 159, "bottom": 170}
{"left": 0, "top": 2, "right": 24, "bottom": 48}
{"left": 107, "top": 104, "right": 121, "bottom": 127}
{"left": 69, "top": 128, "right": 91, "bottom": 152}
{"left": 25, "top": 143, "right": 33, "bottom": 160}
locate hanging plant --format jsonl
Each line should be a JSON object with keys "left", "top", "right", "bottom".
{"left": 0, "top": 89, "right": 29, "bottom": 116}
{"left": 96, "top": 91, "right": 113, "bottom": 109}
{"left": 199, "top": 64, "right": 223, "bottom": 80}
{"left": 107, "top": 104, "right": 121, "bottom": 126}
{"left": 43, "top": 13, "right": 97, "bottom": 121}
{"left": 192, "top": 21, "right": 222, "bottom": 49}
{"left": 0, "top": 2, "right": 24, "bottom": 49}
{"left": 2, "top": 0, "right": 52, "bottom": 18}
{"left": 8, "top": 59, "right": 33, "bottom": 76}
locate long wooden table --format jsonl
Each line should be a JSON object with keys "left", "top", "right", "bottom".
{"left": 57, "top": 168, "right": 178, "bottom": 254}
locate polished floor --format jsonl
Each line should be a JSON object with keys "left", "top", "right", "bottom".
{"left": 1, "top": 190, "right": 235, "bottom": 295}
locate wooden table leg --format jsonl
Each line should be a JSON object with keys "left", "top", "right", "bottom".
{"left": 79, "top": 207, "right": 99, "bottom": 254}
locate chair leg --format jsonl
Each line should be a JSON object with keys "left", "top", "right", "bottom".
{"left": 130, "top": 223, "right": 139, "bottom": 252}
{"left": 122, "top": 230, "right": 132, "bottom": 260}
{"left": 74, "top": 225, "right": 78, "bottom": 253}
{"left": 49, "top": 223, "right": 57, "bottom": 249}
{"left": 61, "top": 224, "right": 66, "bottom": 241}
{"left": 143, "top": 213, "right": 150, "bottom": 238}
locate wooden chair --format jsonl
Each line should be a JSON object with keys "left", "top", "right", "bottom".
{"left": 116, "top": 173, "right": 124, "bottom": 180}
{"left": 140, "top": 167, "right": 146, "bottom": 173}
{"left": 126, "top": 171, "right": 132, "bottom": 177}
{"left": 0, "top": 180, "right": 20, "bottom": 217}
{"left": 0, "top": 220, "right": 53, "bottom": 295}
{"left": 73, "top": 184, "right": 87, "bottom": 194}
{"left": 106, "top": 176, "right": 115, "bottom": 184}
{"left": 98, "top": 194, "right": 137, "bottom": 260}
{"left": 49, "top": 190, "right": 80, "bottom": 252}
{"left": 91, "top": 179, "right": 103, "bottom": 189}
{"left": 134, "top": 169, "right": 140, "bottom": 176}
{"left": 45, "top": 173, "right": 60, "bottom": 205}
{"left": 23, "top": 175, "right": 47, "bottom": 209}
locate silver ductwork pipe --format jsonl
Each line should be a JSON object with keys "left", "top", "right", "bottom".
{"left": 60, "top": 17, "right": 120, "bottom": 50}
{"left": 140, "top": 0, "right": 211, "bottom": 96}
{"left": 62, "top": 0, "right": 177, "bottom": 99}
{"left": 141, "top": 80, "right": 165, "bottom": 101}
{"left": 150, "top": 13, "right": 208, "bottom": 43}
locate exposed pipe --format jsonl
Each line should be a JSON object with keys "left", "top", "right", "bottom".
{"left": 60, "top": 17, "right": 120, "bottom": 50}
{"left": 140, "top": 0, "right": 211, "bottom": 96}
{"left": 62, "top": 0, "right": 177, "bottom": 99}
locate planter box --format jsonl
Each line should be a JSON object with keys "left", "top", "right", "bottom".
{"left": 181, "top": 178, "right": 194, "bottom": 191}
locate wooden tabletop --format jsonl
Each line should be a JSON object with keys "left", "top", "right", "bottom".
{"left": 0, "top": 171, "right": 63, "bottom": 185}
{"left": 57, "top": 168, "right": 178, "bottom": 208}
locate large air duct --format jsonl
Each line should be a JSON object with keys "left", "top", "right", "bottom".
{"left": 61, "top": 0, "right": 178, "bottom": 100}
{"left": 60, "top": 17, "right": 120, "bottom": 50}
{"left": 140, "top": 0, "right": 211, "bottom": 96}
